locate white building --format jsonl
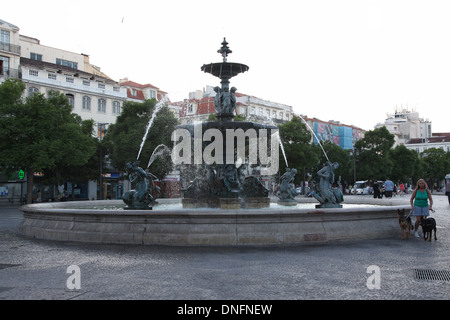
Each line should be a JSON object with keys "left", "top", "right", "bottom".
{"left": 405, "top": 133, "right": 450, "bottom": 154}
{"left": 178, "top": 85, "right": 293, "bottom": 125}
{"left": 18, "top": 35, "right": 127, "bottom": 137}
{"left": 375, "top": 108, "right": 432, "bottom": 146}
{"left": 0, "top": 19, "right": 21, "bottom": 82}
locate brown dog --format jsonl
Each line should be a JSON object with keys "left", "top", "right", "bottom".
{"left": 397, "top": 209, "right": 412, "bottom": 240}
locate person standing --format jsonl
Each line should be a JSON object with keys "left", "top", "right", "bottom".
{"left": 399, "top": 183, "right": 405, "bottom": 196}
{"left": 384, "top": 178, "right": 394, "bottom": 198}
{"left": 410, "top": 179, "right": 433, "bottom": 238}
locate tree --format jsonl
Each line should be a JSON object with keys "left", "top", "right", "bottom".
{"left": 0, "top": 79, "right": 97, "bottom": 203}
{"left": 314, "top": 141, "right": 353, "bottom": 185}
{"left": 278, "top": 117, "right": 320, "bottom": 184}
{"left": 389, "top": 145, "right": 420, "bottom": 184}
{"left": 354, "top": 126, "right": 395, "bottom": 181}
{"left": 420, "top": 148, "right": 450, "bottom": 189}
{"left": 104, "top": 99, "right": 179, "bottom": 180}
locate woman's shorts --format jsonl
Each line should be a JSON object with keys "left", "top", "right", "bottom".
{"left": 412, "top": 206, "right": 430, "bottom": 216}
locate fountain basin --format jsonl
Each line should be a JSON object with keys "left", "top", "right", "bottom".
{"left": 19, "top": 199, "right": 409, "bottom": 246}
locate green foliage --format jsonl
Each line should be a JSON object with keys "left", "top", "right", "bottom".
{"left": 354, "top": 126, "right": 395, "bottom": 181}
{"left": 278, "top": 117, "right": 320, "bottom": 183}
{"left": 389, "top": 145, "right": 420, "bottom": 183}
{"left": 314, "top": 141, "right": 352, "bottom": 183}
{"left": 420, "top": 148, "right": 450, "bottom": 182}
{"left": 0, "top": 79, "right": 97, "bottom": 201}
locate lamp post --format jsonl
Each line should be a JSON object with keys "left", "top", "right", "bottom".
{"left": 351, "top": 147, "right": 359, "bottom": 184}
{"left": 98, "top": 123, "right": 107, "bottom": 200}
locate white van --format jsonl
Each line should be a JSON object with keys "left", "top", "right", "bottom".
{"left": 355, "top": 180, "right": 369, "bottom": 195}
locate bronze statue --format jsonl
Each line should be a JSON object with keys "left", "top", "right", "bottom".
{"left": 122, "top": 161, "right": 158, "bottom": 210}
{"left": 277, "top": 168, "right": 299, "bottom": 203}
{"left": 313, "top": 161, "right": 344, "bottom": 208}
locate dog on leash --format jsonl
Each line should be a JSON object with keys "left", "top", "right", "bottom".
{"left": 397, "top": 209, "right": 413, "bottom": 240}
{"left": 420, "top": 217, "right": 437, "bottom": 242}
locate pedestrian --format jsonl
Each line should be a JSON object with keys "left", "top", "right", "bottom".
{"left": 410, "top": 179, "right": 433, "bottom": 238}
{"left": 446, "top": 179, "right": 450, "bottom": 205}
{"left": 399, "top": 183, "right": 405, "bottom": 196}
{"left": 373, "top": 181, "right": 381, "bottom": 199}
{"left": 384, "top": 178, "right": 394, "bottom": 198}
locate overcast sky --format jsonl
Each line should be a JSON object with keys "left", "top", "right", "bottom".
{"left": 4, "top": 0, "right": 450, "bottom": 132}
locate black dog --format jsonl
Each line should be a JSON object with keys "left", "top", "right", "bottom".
{"left": 420, "top": 218, "right": 437, "bottom": 242}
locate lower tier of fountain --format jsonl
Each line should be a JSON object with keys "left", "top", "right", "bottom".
{"left": 19, "top": 199, "right": 409, "bottom": 246}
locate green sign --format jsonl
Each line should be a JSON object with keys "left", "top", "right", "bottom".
{"left": 18, "top": 169, "right": 25, "bottom": 180}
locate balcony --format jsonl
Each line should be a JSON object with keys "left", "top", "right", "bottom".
{"left": 0, "top": 42, "right": 21, "bottom": 55}
{"left": 0, "top": 68, "right": 21, "bottom": 79}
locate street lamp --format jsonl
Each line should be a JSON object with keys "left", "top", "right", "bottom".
{"left": 98, "top": 123, "right": 107, "bottom": 200}
{"left": 351, "top": 147, "right": 359, "bottom": 184}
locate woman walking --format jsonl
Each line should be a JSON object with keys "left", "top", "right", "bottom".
{"left": 410, "top": 179, "right": 433, "bottom": 238}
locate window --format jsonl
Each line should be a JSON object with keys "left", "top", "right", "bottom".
{"left": 48, "top": 72, "right": 56, "bottom": 80}
{"left": 0, "top": 56, "right": 9, "bottom": 75}
{"left": 30, "top": 53, "right": 43, "bottom": 61}
{"left": 28, "top": 87, "right": 39, "bottom": 97}
{"left": 66, "top": 94, "right": 74, "bottom": 108}
{"left": 150, "top": 90, "right": 156, "bottom": 99}
{"left": 29, "top": 70, "right": 39, "bottom": 76}
{"left": 66, "top": 77, "right": 74, "bottom": 83}
{"left": 0, "top": 30, "right": 10, "bottom": 44}
{"left": 113, "top": 101, "right": 121, "bottom": 114}
{"left": 0, "top": 31, "right": 11, "bottom": 53}
{"left": 113, "top": 87, "right": 120, "bottom": 92}
{"left": 132, "top": 89, "right": 137, "bottom": 96}
{"left": 56, "top": 58, "right": 78, "bottom": 70}
{"left": 98, "top": 99, "right": 106, "bottom": 112}
{"left": 82, "top": 96, "right": 91, "bottom": 110}
{"left": 98, "top": 83, "right": 105, "bottom": 89}
{"left": 188, "top": 103, "right": 193, "bottom": 113}
{"left": 83, "top": 80, "right": 90, "bottom": 86}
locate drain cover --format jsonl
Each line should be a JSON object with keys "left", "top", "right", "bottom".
{"left": 414, "top": 269, "right": 450, "bottom": 281}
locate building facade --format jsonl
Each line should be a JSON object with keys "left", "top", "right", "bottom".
{"left": 177, "top": 85, "right": 293, "bottom": 125}
{"left": 297, "top": 116, "right": 365, "bottom": 150}
{"left": 0, "top": 18, "right": 170, "bottom": 202}
{"left": 0, "top": 19, "right": 21, "bottom": 82}
{"left": 405, "top": 133, "right": 450, "bottom": 154}
{"left": 375, "top": 108, "right": 432, "bottom": 146}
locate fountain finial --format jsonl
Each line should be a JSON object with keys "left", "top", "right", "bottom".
{"left": 217, "top": 37, "right": 232, "bottom": 62}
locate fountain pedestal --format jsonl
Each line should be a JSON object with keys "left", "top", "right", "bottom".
{"left": 178, "top": 39, "right": 274, "bottom": 209}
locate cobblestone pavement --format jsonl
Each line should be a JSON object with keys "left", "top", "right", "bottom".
{"left": 0, "top": 195, "right": 449, "bottom": 300}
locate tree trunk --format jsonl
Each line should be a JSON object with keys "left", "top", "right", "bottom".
{"left": 26, "top": 168, "right": 34, "bottom": 204}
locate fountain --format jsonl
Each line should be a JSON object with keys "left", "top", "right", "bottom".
{"left": 18, "top": 39, "right": 410, "bottom": 246}
{"left": 176, "top": 38, "right": 277, "bottom": 209}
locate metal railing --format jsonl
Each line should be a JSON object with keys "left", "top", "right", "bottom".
{"left": 0, "top": 41, "right": 21, "bottom": 55}
{"left": 0, "top": 68, "right": 21, "bottom": 79}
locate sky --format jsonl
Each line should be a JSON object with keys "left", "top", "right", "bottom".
{"left": 3, "top": 0, "right": 450, "bottom": 132}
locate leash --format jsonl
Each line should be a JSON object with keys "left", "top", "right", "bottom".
{"left": 406, "top": 210, "right": 412, "bottom": 220}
